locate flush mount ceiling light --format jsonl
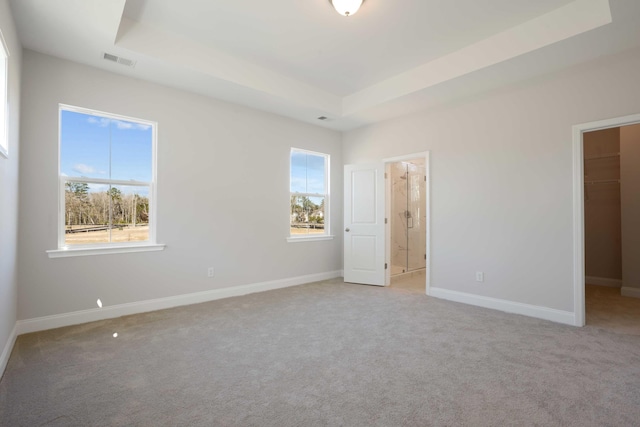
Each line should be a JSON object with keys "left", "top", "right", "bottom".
{"left": 329, "top": 0, "right": 365, "bottom": 17}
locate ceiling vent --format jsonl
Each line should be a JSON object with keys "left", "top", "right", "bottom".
{"left": 103, "top": 52, "right": 136, "bottom": 68}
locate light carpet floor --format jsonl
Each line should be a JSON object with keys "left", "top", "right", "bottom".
{"left": 1, "top": 278, "right": 639, "bottom": 426}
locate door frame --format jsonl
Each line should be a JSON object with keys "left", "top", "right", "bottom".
{"left": 572, "top": 113, "right": 640, "bottom": 326}
{"left": 383, "top": 151, "right": 431, "bottom": 295}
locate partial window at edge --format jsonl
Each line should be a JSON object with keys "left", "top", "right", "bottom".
{"left": 0, "top": 32, "right": 9, "bottom": 159}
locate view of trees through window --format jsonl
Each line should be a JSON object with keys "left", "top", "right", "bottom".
{"left": 64, "top": 182, "right": 150, "bottom": 245}
{"left": 290, "top": 195, "right": 325, "bottom": 235}
{"left": 60, "top": 107, "right": 154, "bottom": 246}
{"left": 290, "top": 149, "right": 328, "bottom": 236}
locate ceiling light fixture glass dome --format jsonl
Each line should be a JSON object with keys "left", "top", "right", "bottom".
{"left": 329, "top": 0, "right": 364, "bottom": 17}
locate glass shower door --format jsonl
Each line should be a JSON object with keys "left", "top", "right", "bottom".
{"left": 406, "top": 163, "right": 426, "bottom": 271}
{"left": 390, "top": 161, "right": 426, "bottom": 275}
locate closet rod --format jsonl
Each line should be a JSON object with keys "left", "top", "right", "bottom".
{"left": 584, "top": 152, "right": 620, "bottom": 160}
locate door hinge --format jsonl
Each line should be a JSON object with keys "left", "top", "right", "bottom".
{"left": 385, "top": 263, "right": 388, "bottom": 270}
{"left": 424, "top": 175, "right": 427, "bottom": 181}
{"left": 424, "top": 254, "right": 427, "bottom": 260}
{"left": 385, "top": 218, "right": 388, "bottom": 224}
{"left": 384, "top": 172, "right": 388, "bottom": 179}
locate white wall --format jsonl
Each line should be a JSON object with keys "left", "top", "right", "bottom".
{"left": 18, "top": 50, "right": 342, "bottom": 321}
{"left": 620, "top": 124, "right": 640, "bottom": 291}
{"left": 0, "top": 0, "right": 21, "bottom": 370}
{"left": 343, "top": 47, "right": 640, "bottom": 313}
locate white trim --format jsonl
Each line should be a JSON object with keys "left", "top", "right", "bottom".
{"left": 59, "top": 104, "right": 156, "bottom": 127}
{"left": 290, "top": 192, "right": 325, "bottom": 198}
{"left": 425, "top": 152, "right": 431, "bottom": 297}
{"left": 150, "top": 121, "right": 158, "bottom": 244}
{"left": 0, "top": 323, "right": 17, "bottom": 379}
{"left": 382, "top": 151, "right": 431, "bottom": 295}
{"left": 572, "top": 123, "right": 585, "bottom": 326}
{"left": 64, "top": 176, "right": 150, "bottom": 187}
{"left": 621, "top": 287, "right": 640, "bottom": 299}
{"left": 585, "top": 276, "right": 622, "bottom": 288}
{"left": 572, "top": 113, "right": 640, "bottom": 327}
{"left": 286, "top": 235, "right": 334, "bottom": 243}
{"left": 289, "top": 147, "right": 329, "bottom": 158}
{"left": 430, "top": 287, "right": 575, "bottom": 326}
{"left": 15, "top": 270, "right": 342, "bottom": 335}
{"left": 384, "top": 162, "right": 391, "bottom": 286}
{"left": 47, "top": 243, "right": 165, "bottom": 258}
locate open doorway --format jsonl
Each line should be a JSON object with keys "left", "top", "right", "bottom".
{"left": 387, "top": 158, "right": 426, "bottom": 293}
{"left": 384, "top": 153, "right": 430, "bottom": 294}
{"left": 342, "top": 152, "right": 430, "bottom": 292}
{"left": 573, "top": 114, "right": 640, "bottom": 328}
{"left": 582, "top": 124, "right": 640, "bottom": 333}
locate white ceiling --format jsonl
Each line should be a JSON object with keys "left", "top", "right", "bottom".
{"left": 9, "top": 0, "right": 640, "bottom": 131}
{"left": 123, "top": 0, "right": 576, "bottom": 95}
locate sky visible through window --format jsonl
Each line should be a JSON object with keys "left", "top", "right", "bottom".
{"left": 290, "top": 151, "right": 325, "bottom": 194}
{"left": 61, "top": 110, "right": 152, "bottom": 195}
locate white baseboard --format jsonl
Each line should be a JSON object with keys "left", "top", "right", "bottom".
{"left": 430, "top": 287, "right": 576, "bottom": 326}
{"left": 0, "top": 324, "right": 18, "bottom": 379}
{"left": 621, "top": 287, "right": 640, "bottom": 299}
{"left": 585, "top": 276, "right": 622, "bottom": 287}
{"left": 16, "top": 270, "right": 342, "bottom": 335}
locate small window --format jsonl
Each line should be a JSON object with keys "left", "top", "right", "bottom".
{"left": 58, "top": 105, "right": 156, "bottom": 248}
{"left": 0, "top": 31, "right": 9, "bottom": 158}
{"left": 290, "top": 148, "right": 329, "bottom": 238}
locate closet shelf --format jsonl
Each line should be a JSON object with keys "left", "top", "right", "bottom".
{"left": 584, "top": 152, "right": 620, "bottom": 160}
{"left": 584, "top": 179, "right": 620, "bottom": 185}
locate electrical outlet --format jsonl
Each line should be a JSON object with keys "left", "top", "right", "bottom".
{"left": 476, "top": 272, "right": 484, "bottom": 282}
{"left": 207, "top": 267, "right": 215, "bottom": 278}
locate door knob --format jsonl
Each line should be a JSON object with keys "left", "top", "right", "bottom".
{"left": 345, "top": 228, "right": 350, "bottom": 232}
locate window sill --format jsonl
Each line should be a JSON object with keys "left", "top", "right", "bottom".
{"left": 47, "top": 243, "right": 166, "bottom": 258}
{"left": 286, "top": 235, "right": 334, "bottom": 243}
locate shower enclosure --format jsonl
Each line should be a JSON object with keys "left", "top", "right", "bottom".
{"left": 390, "top": 160, "right": 426, "bottom": 276}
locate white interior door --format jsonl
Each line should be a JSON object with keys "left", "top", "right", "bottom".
{"left": 344, "top": 163, "right": 386, "bottom": 285}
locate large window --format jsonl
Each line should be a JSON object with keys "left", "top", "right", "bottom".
{"left": 0, "top": 31, "right": 8, "bottom": 158}
{"left": 290, "top": 148, "right": 329, "bottom": 239}
{"left": 57, "top": 105, "right": 157, "bottom": 250}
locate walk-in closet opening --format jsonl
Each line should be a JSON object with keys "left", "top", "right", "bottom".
{"left": 583, "top": 123, "right": 640, "bottom": 332}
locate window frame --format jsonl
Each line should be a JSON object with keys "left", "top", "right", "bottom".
{"left": 0, "top": 30, "right": 9, "bottom": 159}
{"left": 48, "top": 104, "right": 163, "bottom": 258}
{"left": 287, "top": 147, "right": 333, "bottom": 243}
